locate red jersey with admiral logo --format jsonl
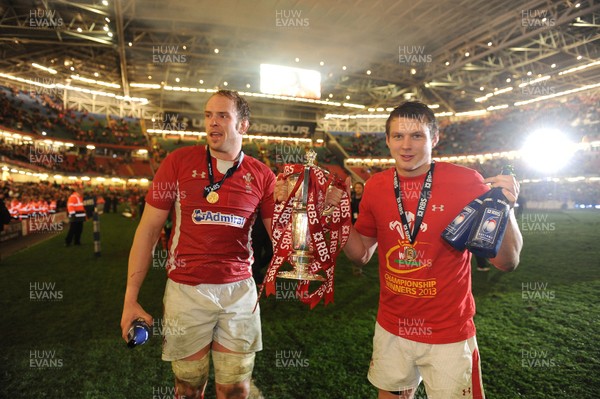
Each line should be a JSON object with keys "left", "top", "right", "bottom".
{"left": 355, "top": 162, "right": 488, "bottom": 344}
{"left": 146, "top": 145, "right": 275, "bottom": 285}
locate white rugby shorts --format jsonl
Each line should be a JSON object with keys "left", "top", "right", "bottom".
{"left": 368, "top": 322, "right": 485, "bottom": 399}
{"left": 161, "top": 277, "right": 262, "bottom": 361}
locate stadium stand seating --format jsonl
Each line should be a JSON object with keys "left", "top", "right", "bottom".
{"left": 0, "top": 85, "right": 144, "bottom": 146}
{"left": 1, "top": 82, "right": 598, "bottom": 210}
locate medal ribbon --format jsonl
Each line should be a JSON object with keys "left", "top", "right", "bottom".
{"left": 203, "top": 146, "right": 244, "bottom": 198}
{"left": 393, "top": 163, "right": 435, "bottom": 244}
{"left": 257, "top": 164, "right": 351, "bottom": 310}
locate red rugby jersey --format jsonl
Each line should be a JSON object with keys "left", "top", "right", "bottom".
{"left": 355, "top": 162, "right": 488, "bottom": 344}
{"left": 146, "top": 145, "right": 275, "bottom": 285}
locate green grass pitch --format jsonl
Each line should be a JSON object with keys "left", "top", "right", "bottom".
{"left": 1, "top": 210, "right": 598, "bottom": 398}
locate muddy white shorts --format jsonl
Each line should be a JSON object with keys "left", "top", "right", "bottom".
{"left": 368, "top": 322, "right": 485, "bottom": 399}
{"left": 161, "top": 277, "right": 262, "bottom": 361}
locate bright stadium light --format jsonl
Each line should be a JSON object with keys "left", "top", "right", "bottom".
{"left": 520, "top": 129, "right": 578, "bottom": 173}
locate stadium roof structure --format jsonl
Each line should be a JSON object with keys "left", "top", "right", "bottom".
{"left": 0, "top": 0, "right": 598, "bottom": 123}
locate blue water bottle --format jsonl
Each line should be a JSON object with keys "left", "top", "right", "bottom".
{"left": 127, "top": 318, "right": 150, "bottom": 348}
{"left": 442, "top": 193, "right": 487, "bottom": 251}
{"left": 465, "top": 166, "right": 514, "bottom": 258}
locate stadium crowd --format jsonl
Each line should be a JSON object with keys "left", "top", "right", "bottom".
{"left": 0, "top": 85, "right": 144, "bottom": 146}
{"left": 333, "top": 94, "right": 599, "bottom": 159}
{"left": 0, "top": 180, "right": 149, "bottom": 224}
{"left": 1, "top": 85, "right": 598, "bottom": 215}
{"left": 0, "top": 138, "right": 147, "bottom": 176}
{"left": 520, "top": 180, "right": 599, "bottom": 207}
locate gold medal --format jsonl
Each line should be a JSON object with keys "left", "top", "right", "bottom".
{"left": 206, "top": 191, "right": 219, "bottom": 204}
{"left": 404, "top": 246, "right": 417, "bottom": 262}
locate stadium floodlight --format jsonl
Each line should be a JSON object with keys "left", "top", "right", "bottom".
{"left": 32, "top": 63, "right": 57, "bottom": 74}
{"left": 455, "top": 110, "right": 487, "bottom": 117}
{"left": 520, "top": 129, "right": 578, "bottom": 173}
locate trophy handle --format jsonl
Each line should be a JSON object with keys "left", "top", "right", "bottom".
{"left": 322, "top": 204, "right": 335, "bottom": 217}
{"left": 322, "top": 185, "right": 337, "bottom": 216}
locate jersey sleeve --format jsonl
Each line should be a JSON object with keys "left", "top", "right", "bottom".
{"left": 354, "top": 177, "right": 377, "bottom": 238}
{"left": 259, "top": 167, "right": 276, "bottom": 220}
{"left": 466, "top": 167, "right": 490, "bottom": 199}
{"left": 145, "top": 152, "right": 178, "bottom": 210}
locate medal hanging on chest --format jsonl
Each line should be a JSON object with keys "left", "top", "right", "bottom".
{"left": 203, "top": 146, "right": 244, "bottom": 204}
{"left": 393, "top": 163, "right": 435, "bottom": 255}
{"left": 206, "top": 191, "right": 219, "bottom": 204}
{"left": 403, "top": 246, "right": 417, "bottom": 261}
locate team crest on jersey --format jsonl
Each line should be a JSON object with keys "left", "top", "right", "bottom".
{"left": 242, "top": 173, "right": 254, "bottom": 192}
{"left": 192, "top": 209, "right": 246, "bottom": 228}
{"left": 386, "top": 212, "right": 432, "bottom": 273}
{"left": 388, "top": 211, "right": 428, "bottom": 239}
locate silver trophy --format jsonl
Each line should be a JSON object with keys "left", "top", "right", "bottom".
{"left": 277, "top": 150, "right": 328, "bottom": 281}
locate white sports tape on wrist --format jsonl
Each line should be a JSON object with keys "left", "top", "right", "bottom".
{"left": 212, "top": 351, "right": 255, "bottom": 385}
{"left": 171, "top": 353, "right": 210, "bottom": 389}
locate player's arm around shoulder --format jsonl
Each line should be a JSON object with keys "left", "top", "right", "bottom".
{"left": 486, "top": 174, "right": 523, "bottom": 272}
{"left": 120, "top": 203, "right": 170, "bottom": 340}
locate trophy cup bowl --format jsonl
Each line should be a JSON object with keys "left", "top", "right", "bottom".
{"left": 277, "top": 160, "right": 326, "bottom": 282}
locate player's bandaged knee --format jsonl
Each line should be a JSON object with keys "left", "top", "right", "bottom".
{"left": 212, "top": 351, "right": 255, "bottom": 385}
{"left": 171, "top": 353, "right": 210, "bottom": 388}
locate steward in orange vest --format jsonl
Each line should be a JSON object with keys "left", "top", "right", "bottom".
{"left": 65, "top": 187, "right": 86, "bottom": 246}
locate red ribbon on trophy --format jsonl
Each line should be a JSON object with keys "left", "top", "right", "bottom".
{"left": 258, "top": 157, "right": 351, "bottom": 309}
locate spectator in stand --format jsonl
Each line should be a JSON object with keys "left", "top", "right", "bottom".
{"left": 49, "top": 198, "right": 57, "bottom": 214}
{"left": 29, "top": 198, "right": 40, "bottom": 218}
{"left": 9, "top": 197, "right": 20, "bottom": 219}
{"left": 18, "top": 196, "right": 31, "bottom": 220}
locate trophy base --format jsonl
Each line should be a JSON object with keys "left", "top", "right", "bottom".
{"left": 277, "top": 251, "right": 325, "bottom": 281}
{"left": 277, "top": 270, "right": 326, "bottom": 281}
